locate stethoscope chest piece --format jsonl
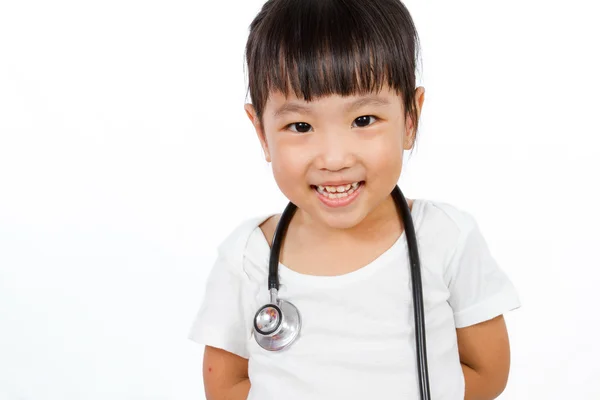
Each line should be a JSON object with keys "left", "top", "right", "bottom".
{"left": 253, "top": 289, "right": 301, "bottom": 351}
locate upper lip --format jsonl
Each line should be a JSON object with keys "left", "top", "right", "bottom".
{"left": 313, "top": 180, "right": 362, "bottom": 186}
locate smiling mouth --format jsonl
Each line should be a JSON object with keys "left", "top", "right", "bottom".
{"left": 310, "top": 181, "right": 364, "bottom": 199}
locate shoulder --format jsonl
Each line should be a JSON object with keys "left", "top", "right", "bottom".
{"left": 418, "top": 198, "right": 478, "bottom": 236}
{"left": 258, "top": 214, "right": 281, "bottom": 247}
{"left": 216, "top": 213, "right": 276, "bottom": 267}
{"left": 416, "top": 198, "right": 482, "bottom": 261}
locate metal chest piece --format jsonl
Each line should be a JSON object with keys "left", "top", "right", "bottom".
{"left": 253, "top": 288, "right": 301, "bottom": 351}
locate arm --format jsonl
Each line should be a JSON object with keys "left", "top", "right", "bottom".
{"left": 203, "top": 345, "right": 250, "bottom": 400}
{"left": 456, "top": 315, "right": 511, "bottom": 400}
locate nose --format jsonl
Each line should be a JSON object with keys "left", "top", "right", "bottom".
{"left": 314, "top": 130, "right": 356, "bottom": 172}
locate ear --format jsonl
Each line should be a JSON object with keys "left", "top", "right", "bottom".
{"left": 404, "top": 86, "right": 425, "bottom": 149}
{"left": 244, "top": 103, "right": 271, "bottom": 162}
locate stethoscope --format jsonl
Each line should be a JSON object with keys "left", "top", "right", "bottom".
{"left": 252, "top": 185, "right": 432, "bottom": 400}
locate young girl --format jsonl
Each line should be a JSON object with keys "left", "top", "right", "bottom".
{"left": 189, "top": 0, "right": 521, "bottom": 399}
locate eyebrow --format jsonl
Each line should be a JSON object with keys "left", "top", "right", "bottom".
{"left": 345, "top": 96, "right": 391, "bottom": 113}
{"left": 272, "top": 95, "right": 392, "bottom": 119}
{"left": 273, "top": 103, "right": 313, "bottom": 119}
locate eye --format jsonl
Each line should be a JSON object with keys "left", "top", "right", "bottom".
{"left": 352, "top": 115, "right": 378, "bottom": 128}
{"left": 286, "top": 122, "right": 313, "bottom": 133}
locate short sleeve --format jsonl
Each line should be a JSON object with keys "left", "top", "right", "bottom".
{"left": 445, "top": 213, "right": 521, "bottom": 328}
{"left": 188, "top": 250, "right": 251, "bottom": 359}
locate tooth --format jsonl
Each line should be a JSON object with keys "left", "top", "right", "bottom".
{"left": 339, "top": 192, "right": 348, "bottom": 197}
{"left": 352, "top": 182, "right": 359, "bottom": 188}
{"left": 326, "top": 186, "right": 335, "bottom": 192}
{"left": 345, "top": 184, "right": 351, "bottom": 191}
{"left": 336, "top": 186, "right": 345, "bottom": 193}
{"left": 347, "top": 188, "right": 355, "bottom": 194}
{"left": 318, "top": 185, "right": 324, "bottom": 191}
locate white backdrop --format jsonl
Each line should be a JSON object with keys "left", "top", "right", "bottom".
{"left": 1, "top": 0, "right": 599, "bottom": 399}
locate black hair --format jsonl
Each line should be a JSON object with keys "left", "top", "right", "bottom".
{"left": 245, "top": 0, "right": 422, "bottom": 146}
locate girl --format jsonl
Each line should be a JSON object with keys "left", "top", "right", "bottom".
{"left": 189, "top": 0, "right": 521, "bottom": 399}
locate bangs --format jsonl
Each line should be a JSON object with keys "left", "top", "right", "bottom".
{"left": 246, "top": 0, "right": 420, "bottom": 119}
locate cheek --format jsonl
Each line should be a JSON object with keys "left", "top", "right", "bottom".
{"left": 363, "top": 133, "right": 404, "bottom": 172}
{"left": 269, "top": 143, "right": 310, "bottom": 188}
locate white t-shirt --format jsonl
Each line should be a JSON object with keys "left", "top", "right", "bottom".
{"left": 188, "top": 198, "right": 521, "bottom": 400}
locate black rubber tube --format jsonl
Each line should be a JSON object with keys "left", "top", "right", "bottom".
{"left": 267, "top": 186, "right": 431, "bottom": 399}
{"left": 391, "top": 186, "right": 431, "bottom": 400}
{"left": 268, "top": 201, "right": 297, "bottom": 290}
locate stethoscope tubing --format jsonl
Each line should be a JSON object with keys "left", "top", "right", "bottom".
{"left": 265, "top": 186, "right": 431, "bottom": 400}
{"left": 391, "top": 186, "right": 431, "bottom": 400}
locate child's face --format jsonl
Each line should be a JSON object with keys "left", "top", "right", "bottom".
{"left": 245, "top": 85, "right": 425, "bottom": 230}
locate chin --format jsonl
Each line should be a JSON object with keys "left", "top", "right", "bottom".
{"left": 309, "top": 200, "right": 372, "bottom": 230}
{"left": 319, "top": 213, "right": 365, "bottom": 230}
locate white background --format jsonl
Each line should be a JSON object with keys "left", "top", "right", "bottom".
{"left": 1, "top": 0, "right": 599, "bottom": 399}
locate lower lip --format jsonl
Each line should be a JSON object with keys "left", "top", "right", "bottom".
{"left": 313, "top": 183, "right": 363, "bottom": 208}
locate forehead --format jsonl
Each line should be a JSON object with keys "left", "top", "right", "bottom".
{"left": 264, "top": 85, "right": 404, "bottom": 119}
